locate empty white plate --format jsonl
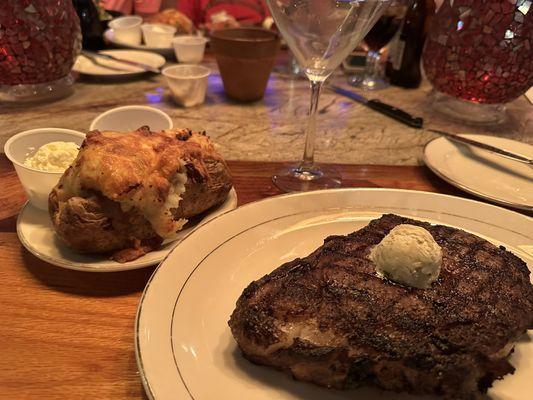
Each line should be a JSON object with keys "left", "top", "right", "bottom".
{"left": 104, "top": 29, "right": 175, "bottom": 58}
{"left": 424, "top": 135, "right": 533, "bottom": 211}
{"left": 16, "top": 188, "right": 237, "bottom": 272}
{"left": 73, "top": 50, "right": 166, "bottom": 77}
{"left": 135, "top": 188, "right": 532, "bottom": 400}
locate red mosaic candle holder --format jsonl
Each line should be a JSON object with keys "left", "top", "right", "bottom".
{"left": 0, "top": 1, "right": 82, "bottom": 103}
{"left": 422, "top": 0, "right": 532, "bottom": 124}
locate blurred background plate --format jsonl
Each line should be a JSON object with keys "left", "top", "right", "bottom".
{"left": 424, "top": 135, "right": 533, "bottom": 211}
{"left": 73, "top": 49, "right": 165, "bottom": 78}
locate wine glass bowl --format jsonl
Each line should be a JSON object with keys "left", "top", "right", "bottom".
{"left": 364, "top": 13, "right": 404, "bottom": 51}
{"left": 266, "top": 0, "right": 391, "bottom": 192}
{"left": 350, "top": 1, "right": 407, "bottom": 90}
{"left": 270, "top": 1, "right": 391, "bottom": 82}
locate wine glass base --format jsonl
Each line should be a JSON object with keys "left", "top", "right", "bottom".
{"left": 272, "top": 165, "right": 342, "bottom": 193}
{"left": 360, "top": 76, "right": 389, "bottom": 91}
{"left": 429, "top": 90, "right": 507, "bottom": 125}
{"left": 346, "top": 74, "right": 365, "bottom": 87}
{"left": 348, "top": 75, "right": 389, "bottom": 91}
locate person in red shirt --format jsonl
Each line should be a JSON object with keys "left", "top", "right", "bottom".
{"left": 178, "top": 0, "right": 270, "bottom": 29}
{"left": 101, "top": 0, "right": 162, "bottom": 16}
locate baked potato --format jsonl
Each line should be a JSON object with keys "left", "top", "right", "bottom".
{"left": 49, "top": 127, "right": 232, "bottom": 262}
{"left": 143, "top": 9, "right": 194, "bottom": 35}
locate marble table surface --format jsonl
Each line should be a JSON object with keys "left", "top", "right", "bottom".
{"left": 1, "top": 58, "right": 531, "bottom": 165}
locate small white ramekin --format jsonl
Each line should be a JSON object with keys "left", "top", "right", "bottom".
{"left": 4, "top": 128, "right": 86, "bottom": 210}
{"left": 89, "top": 105, "right": 173, "bottom": 132}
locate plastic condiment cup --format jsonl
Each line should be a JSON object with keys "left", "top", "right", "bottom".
{"left": 172, "top": 36, "right": 208, "bottom": 64}
{"left": 163, "top": 65, "right": 210, "bottom": 107}
{"left": 109, "top": 16, "right": 143, "bottom": 45}
{"left": 141, "top": 23, "right": 177, "bottom": 48}
{"left": 89, "top": 105, "right": 173, "bottom": 132}
{"left": 4, "top": 128, "right": 86, "bottom": 211}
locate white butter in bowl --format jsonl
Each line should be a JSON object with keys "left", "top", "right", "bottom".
{"left": 4, "top": 128, "right": 85, "bottom": 210}
{"left": 24, "top": 141, "right": 79, "bottom": 172}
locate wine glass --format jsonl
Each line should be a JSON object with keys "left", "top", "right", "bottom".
{"left": 266, "top": 0, "right": 391, "bottom": 192}
{"left": 350, "top": 1, "right": 407, "bottom": 90}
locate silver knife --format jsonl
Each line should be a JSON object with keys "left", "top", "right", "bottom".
{"left": 428, "top": 129, "right": 533, "bottom": 166}
{"left": 81, "top": 50, "right": 161, "bottom": 74}
{"left": 329, "top": 84, "right": 533, "bottom": 166}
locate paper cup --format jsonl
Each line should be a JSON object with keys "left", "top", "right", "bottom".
{"left": 141, "top": 24, "right": 176, "bottom": 48}
{"left": 172, "top": 36, "right": 208, "bottom": 64}
{"left": 109, "top": 16, "right": 142, "bottom": 45}
{"left": 163, "top": 65, "right": 210, "bottom": 107}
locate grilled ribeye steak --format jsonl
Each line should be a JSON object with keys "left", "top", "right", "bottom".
{"left": 229, "top": 214, "right": 533, "bottom": 399}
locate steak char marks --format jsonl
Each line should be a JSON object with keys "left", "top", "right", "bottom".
{"left": 229, "top": 214, "right": 533, "bottom": 399}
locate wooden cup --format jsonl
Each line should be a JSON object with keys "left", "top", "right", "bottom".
{"left": 210, "top": 28, "right": 280, "bottom": 102}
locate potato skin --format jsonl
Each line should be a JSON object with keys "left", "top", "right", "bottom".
{"left": 48, "top": 190, "right": 161, "bottom": 254}
{"left": 172, "top": 158, "right": 233, "bottom": 219}
{"left": 48, "top": 128, "right": 232, "bottom": 261}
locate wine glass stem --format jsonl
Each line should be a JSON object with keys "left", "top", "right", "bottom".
{"left": 365, "top": 50, "right": 381, "bottom": 81}
{"left": 300, "top": 80, "right": 322, "bottom": 171}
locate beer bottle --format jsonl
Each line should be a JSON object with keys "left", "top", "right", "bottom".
{"left": 386, "top": 0, "right": 433, "bottom": 88}
{"left": 72, "top": 0, "right": 105, "bottom": 50}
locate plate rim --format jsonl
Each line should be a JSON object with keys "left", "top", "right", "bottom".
{"left": 135, "top": 187, "right": 532, "bottom": 400}
{"left": 16, "top": 187, "right": 238, "bottom": 272}
{"left": 424, "top": 135, "right": 533, "bottom": 211}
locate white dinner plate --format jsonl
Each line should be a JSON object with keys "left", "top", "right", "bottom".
{"left": 135, "top": 188, "right": 533, "bottom": 400}
{"left": 73, "top": 49, "right": 166, "bottom": 77}
{"left": 16, "top": 188, "right": 237, "bottom": 272}
{"left": 104, "top": 29, "right": 175, "bottom": 58}
{"left": 424, "top": 135, "right": 533, "bottom": 211}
